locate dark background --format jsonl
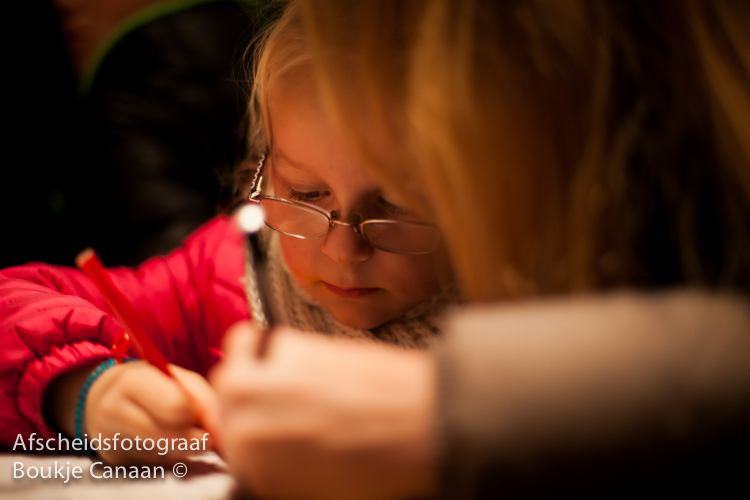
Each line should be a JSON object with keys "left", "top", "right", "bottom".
{"left": 3, "top": 1, "right": 86, "bottom": 269}
{"left": 3, "top": 1, "right": 266, "bottom": 270}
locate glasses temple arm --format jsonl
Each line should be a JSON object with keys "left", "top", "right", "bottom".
{"left": 249, "top": 151, "right": 268, "bottom": 201}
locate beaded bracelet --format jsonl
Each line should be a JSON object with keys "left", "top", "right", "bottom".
{"left": 74, "top": 358, "right": 136, "bottom": 442}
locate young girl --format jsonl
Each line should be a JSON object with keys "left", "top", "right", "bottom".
{"left": 209, "top": 1, "right": 750, "bottom": 498}
{"left": 0, "top": 2, "right": 454, "bottom": 465}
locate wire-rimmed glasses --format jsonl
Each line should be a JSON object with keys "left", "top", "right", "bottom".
{"left": 248, "top": 153, "right": 441, "bottom": 255}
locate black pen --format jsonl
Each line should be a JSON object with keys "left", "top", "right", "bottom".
{"left": 237, "top": 203, "right": 280, "bottom": 358}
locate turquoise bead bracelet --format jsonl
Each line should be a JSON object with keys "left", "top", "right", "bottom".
{"left": 74, "top": 358, "right": 136, "bottom": 442}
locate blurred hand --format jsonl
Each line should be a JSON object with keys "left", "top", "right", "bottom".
{"left": 210, "top": 321, "right": 438, "bottom": 500}
{"left": 46, "top": 361, "right": 215, "bottom": 465}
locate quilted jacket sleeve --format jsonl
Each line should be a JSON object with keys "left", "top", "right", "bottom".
{"left": 0, "top": 216, "right": 248, "bottom": 448}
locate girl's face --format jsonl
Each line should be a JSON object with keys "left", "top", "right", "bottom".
{"left": 267, "top": 78, "right": 452, "bottom": 329}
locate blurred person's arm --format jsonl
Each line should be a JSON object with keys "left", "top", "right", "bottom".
{"left": 438, "top": 291, "right": 750, "bottom": 497}
{"left": 211, "top": 291, "right": 750, "bottom": 499}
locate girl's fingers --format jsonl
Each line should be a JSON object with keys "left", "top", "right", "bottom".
{"left": 90, "top": 397, "right": 178, "bottom": 465}
{"left": 169, "top": 365, "right": 217, "bottom": 412}
{"left": 168, "top": 364, "right": 221, "bottom": 443}
{"left": 84, "top": 362, "right": 217, "bottom": 465}
{"left": 221, "top": 321, "right": 261, "bottom": 359}
{"left": 186, "top": 426, "right": 215, "bottom": 454}
{"left": 117, "top": 363, "right": 199, "bottom": 427}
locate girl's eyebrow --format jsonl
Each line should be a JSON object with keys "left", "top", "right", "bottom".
{"left": 274, "top": 148, "right": 312, "bottom": 172}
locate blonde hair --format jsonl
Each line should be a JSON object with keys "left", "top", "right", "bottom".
{"left": 236, "top": 1, "right": 430, "bottom": 209}
{"left": 224, "top": 1, "right": 315, "bottom": 208}
{"left": 297, "top": 0, "right": 750, "bottom": 301}
{"left": 245, "top": 1, "right": 309, "bottom": 159}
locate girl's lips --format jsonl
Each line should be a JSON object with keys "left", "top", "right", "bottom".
{"left": 323, "top": 282, "right": 380, "bottom": 298}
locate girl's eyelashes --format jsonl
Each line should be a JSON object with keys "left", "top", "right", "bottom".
{"left": 286, "top": 187, "right": 329, "bottom": 203}
{"left": 376, "top": 196, "right": 410, "bottom": 217}
{"left": 284, "top": 187, "right": 409, "bottom": 217}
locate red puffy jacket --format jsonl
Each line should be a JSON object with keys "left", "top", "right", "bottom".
{"left": 0, "top": 216, "right": 249, "bottom": 447}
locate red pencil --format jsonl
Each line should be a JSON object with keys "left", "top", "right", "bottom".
{"left": 75, "top": 248, "right": 219, "bottom": 450}
{"left": 75, "top": 248, "right": 171, "bottom": 376}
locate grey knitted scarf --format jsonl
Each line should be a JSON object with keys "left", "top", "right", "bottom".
{"left": 243, "top": 230, "right": 458, "bottom": 349}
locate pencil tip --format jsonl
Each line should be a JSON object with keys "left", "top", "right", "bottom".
{"left": 75, "top": 247, "right": 96, "bottom": 268}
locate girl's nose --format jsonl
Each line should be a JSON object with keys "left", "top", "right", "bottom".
{"left": 320, "top": 224, "right": 373, "bottom": 264}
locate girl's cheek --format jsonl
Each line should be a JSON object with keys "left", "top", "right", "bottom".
{"left": 381, "top": 256, "right": 443, "bottom": 296}
{"left": 279, "top": 236, "right": 302, "bottom": 263}
{"left": 279, "top": 237, "right": 319, "bottom": 280}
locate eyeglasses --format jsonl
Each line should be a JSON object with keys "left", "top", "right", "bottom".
{"left": 248, "top": 153, "right": 441, "bottom": 255}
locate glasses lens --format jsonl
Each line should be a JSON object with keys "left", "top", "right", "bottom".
{"left": 259, "top": 198, "right": 329, "bottom": 238}
{"left": 362, "top": 221, "right": 441, "bottom": 254}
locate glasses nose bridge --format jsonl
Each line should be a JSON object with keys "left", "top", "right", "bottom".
{"left": 328, "top": 218, "right": 362, "bottom": 234}
{"left": 328, "top": 210, "right": 363, "bottom": 234}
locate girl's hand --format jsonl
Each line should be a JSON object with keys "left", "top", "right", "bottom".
{"left": 46, "top": 361, "right": 214, "bottom": 465}
{"left": 210, "top": 321, "right": 438, "bottom": 500}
